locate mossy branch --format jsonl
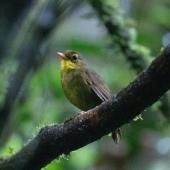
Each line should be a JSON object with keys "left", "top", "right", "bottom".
{"left": 88, "top": 0, "right": 170, "bottom": 120}
{"left": 1, "top": 45, "right": 170, "bottom": 170}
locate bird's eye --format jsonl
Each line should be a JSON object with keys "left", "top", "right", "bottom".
{"left": 72, "top": 54, "right": 78, "bottom": 60}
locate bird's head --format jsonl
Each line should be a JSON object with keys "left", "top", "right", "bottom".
{"left": 57, "top": 50, "right": 85, "bottom": 71}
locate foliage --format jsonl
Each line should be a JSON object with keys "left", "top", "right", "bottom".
{"left": 0, "top": 0, "right": 170, "bottom": 169}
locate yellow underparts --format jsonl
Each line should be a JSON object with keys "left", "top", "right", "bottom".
{"left": 61, "top": 60, "right": 77, "bottom": 71}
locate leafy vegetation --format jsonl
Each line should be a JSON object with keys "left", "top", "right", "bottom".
{"left": 0, "top": 0, "right": 170, "bottom": 169}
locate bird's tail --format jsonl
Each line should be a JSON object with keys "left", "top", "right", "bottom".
{"left": 111, "top": 128, "right": 121, "bottom": 143}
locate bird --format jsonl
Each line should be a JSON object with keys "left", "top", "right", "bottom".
{"left": 57, "top": 50, "right": 121, "bottom": 143}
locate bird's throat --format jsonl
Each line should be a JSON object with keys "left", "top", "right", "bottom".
{"left": 61, "top": 60, "right": 76, "bottom": 71}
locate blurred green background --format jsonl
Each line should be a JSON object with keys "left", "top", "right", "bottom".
{"left": 0, "top": 0, "right": 170, "bottom": 170}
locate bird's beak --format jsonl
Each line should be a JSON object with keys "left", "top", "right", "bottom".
{"left": 57, "top": 52, "right": 67, "bottom": 60}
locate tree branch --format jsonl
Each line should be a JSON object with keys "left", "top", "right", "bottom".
{"left": 88, "top": 0, "right": 147, "bottom": 73}
{"left": 88, "top": 0, "right": 170, "bottom": 120}
{"left": 0, "top": 0, "right": 82, "bottom": 143}
{"left": 0, "top": 45, "right": 170, "bottom": 170}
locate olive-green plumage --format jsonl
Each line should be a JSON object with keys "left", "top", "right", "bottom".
{"left": 58, "top": 50, "right": 121, "bottom": 143}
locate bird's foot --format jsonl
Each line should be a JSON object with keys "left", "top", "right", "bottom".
{"left": 80, "top": 111, "right": 86, "bottom": 115}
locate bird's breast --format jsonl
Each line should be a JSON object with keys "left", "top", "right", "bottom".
{"left": 61, "top": 69, "right": 101, "bottom": 111}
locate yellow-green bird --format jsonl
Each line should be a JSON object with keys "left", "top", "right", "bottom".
{"left": 57, "top": 50, "right": 121, "bottom": 143}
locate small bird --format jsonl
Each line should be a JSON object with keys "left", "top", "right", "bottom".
{"left": 57, "top": 50, "right": 121, "bottom": 143}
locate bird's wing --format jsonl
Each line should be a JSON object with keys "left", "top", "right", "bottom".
{"left": 85, "top": 69, "right": 112, "bottom": 101}
{"left": 85, "top": 69, "right": 121, "bottom": 144}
